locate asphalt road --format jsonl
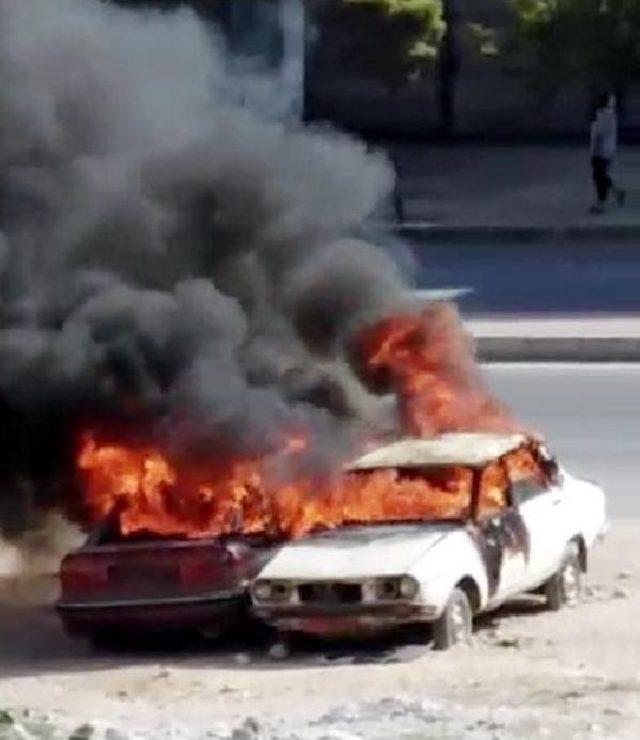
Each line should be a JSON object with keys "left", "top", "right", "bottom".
{"left": 486, "top": 363, "right": 640, "bottom": 517}
{"left": 406, "top": 239, "right": 640, "bottom": 315}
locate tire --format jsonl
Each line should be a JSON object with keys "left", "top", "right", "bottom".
{"left": 432, "top": 587, "right": 473, "bottom": 651}
{"left": 543, "top": 543, "right": 582, "bottom": 611}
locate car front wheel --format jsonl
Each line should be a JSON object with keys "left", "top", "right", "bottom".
{"left": 432, "top": 587, "right": 473, "bottom": 651}
{"left": 543, "top": 543, "right": 582, "bottom": 611}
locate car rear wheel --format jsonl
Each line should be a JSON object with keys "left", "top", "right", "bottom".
{"left": 432, "top": 587, "right": 473, "bottom": 651}
{"left": 543, "top": 543, "right": 582, "bottom": 611}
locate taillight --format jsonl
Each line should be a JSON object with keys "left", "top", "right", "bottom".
{"left": 60, "top": 556, "right": 108, "bottom": 596}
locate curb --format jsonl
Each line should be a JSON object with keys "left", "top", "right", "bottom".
{"left": 475, "top": 336, "right": 640, "bottom": 362}
{"left": 392, "top": 223, "right": 640, "bottom": 245}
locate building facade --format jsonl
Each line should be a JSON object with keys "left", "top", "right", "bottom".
{"left": 117, "top": 0, "right": 305, "bottom": 121}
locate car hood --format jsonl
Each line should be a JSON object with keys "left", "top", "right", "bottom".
{"left": 258, "top": 523, "right": 459, "bottom": 580}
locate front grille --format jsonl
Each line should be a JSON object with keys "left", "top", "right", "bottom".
{"left": 297, "top": 582, "right": 362, "bottom": 604}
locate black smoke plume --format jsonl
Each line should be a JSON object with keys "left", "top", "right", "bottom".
{"left": 0, "top": 0, "right": 411, "bottom": 545}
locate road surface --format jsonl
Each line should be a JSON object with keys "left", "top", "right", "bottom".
{"left": 406, "top": 238, "right": 640, "bottom": 315}
{"left": 0, "top": 363, "right": 638, "bottom": 740}
{"left": 486, "top": 363, "right": 640, "bottom": 517}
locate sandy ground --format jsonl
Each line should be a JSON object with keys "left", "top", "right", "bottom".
{"left": 0, "top": 521, "right": 638, "bottom": 739}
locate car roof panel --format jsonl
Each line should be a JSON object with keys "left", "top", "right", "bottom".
{"left": 347, "top": 432, "right": 529, "bottom": 471}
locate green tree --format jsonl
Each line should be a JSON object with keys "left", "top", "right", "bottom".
{"left": 311, "top": 1, "right": 476, "bottom": 133}
{"left": 507, "top": 0, "right": 640, "bottom": 106}
{"left": 319, "top": 0, "right": 444, "bottom": 91}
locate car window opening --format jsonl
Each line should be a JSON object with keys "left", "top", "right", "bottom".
{"left": 86, "top": 442, "right": 552, "bottom": 545}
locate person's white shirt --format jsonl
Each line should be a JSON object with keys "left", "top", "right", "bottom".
{"left": 590, "top": 107, "right": 618, "bottom": 159}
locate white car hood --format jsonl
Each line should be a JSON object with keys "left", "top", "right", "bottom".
{"left": 260, "top": 523, "right": 459, "bottom": 580}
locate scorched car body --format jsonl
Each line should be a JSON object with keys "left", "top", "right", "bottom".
{"left": 251, "top": 433, "right": 608, "bottom": 650}
{"left": 57, "top": 517, "right": 274, "bottom": 642}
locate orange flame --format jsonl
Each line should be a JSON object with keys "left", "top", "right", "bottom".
{"left": 77, "top": 435, "right": 541, "bottom": 540}
{"left": 76, "top": 309, "right": 528, "bottom": 540}
{"left": 356, "top": 306, "right": 515, "bottom": 436}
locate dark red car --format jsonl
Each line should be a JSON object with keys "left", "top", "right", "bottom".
{"left": 57, "top": 516, "right": 275, "bottom": 642}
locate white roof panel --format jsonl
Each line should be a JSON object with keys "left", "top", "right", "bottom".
{"left": 348, "top": 433, "right": 528, "bottom": 471}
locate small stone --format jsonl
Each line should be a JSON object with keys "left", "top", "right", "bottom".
{"left": 268, "top": 641, "right": 290, "bottom": 660}
{"left": 116, "top": 690, "right": 129, "bottom": 699}
{"left": 0, "top": 710, "right": 13, "bottom": 725}
{"left": 561, "top": 690, "right": 584, "bottom": 700}
{"left": 603, "top": 707, "right": 623, "bottom": 717}
{"left": 154, "top": 669, "right": 171, "bottom": 680}
{"left": 69, "top": 724, "right": 95, "bottom": 740}
{"left": 231, "top": 716, "right": 260, "bottom": 740}
{"left": 495, "top": 636, "right": 521, "bottom": 649}
{"left": 617, "top": 571, "right": 632, "bottom": 580}
{"left": 219, "top": 684, "right": 237, "bottom": 694}
{"left": 105, "top": 730, "right": 129, "bottom": 740}
{"left": 612, "top": 588, "right": 631, "bottom": 599}
{"left": 234, "top": 652, "right": 251, "bottom": 666}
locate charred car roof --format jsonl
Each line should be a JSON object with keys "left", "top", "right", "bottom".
{"left": 347, "top": 432, "right": 529, "bottom": 471}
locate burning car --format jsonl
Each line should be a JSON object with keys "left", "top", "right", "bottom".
{"left": 251, "top": 433, "right": 607, "bottom": 650}
{"left": 56, "top": 510, "right": 275, "bottom": 642}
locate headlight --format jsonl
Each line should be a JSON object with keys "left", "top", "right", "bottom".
{"left": 253, "top": 580, "right": 273, "bottom": 601}
{"left": 399, "top": 576, "right": 419, "bottom": 599}
{"left": 271, "top": 581, "right": 292, "bottom": 601}
{"left": 253, "top": 580, "right": 292, "bottom": 602}
{"left": 375, "top": 577, "right": 400, "bottom": 600}
{"left": 375, "top": 576, "right": 419, "bottom": 601}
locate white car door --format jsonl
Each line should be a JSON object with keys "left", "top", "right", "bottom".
{"left": 476, "top": 508, "right": 530, "bottom": 601}
{"left": 513, "top": 477, "right": 568, "bottom": 586}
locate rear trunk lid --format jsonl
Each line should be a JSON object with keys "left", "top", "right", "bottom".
{"left": 59, "top": 537, "right": 271, "bottom": 605}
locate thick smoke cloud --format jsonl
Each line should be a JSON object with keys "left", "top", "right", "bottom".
{"left": 0, "top": 0, "right": 410, "bottom": 540}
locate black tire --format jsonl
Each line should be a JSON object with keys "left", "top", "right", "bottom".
{"left": 432, "top": 587, "right": 473, "bottom": 651}
{"left": 543, "top": 543, "right": 582, "bottom": 611}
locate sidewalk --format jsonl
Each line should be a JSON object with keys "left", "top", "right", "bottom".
{"left": 391, "top": 145, "right": 640, "bottom": 360}
{"left": 388, "top": 144, "right": 640, "bottom": 238}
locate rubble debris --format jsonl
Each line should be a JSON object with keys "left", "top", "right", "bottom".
{"left": 230, "top": 717, "right": 261, "bottom": 740}
{"left": 612, "top": 588, "right": 631, "bottom": 600}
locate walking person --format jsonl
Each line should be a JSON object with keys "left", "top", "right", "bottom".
{"left": 590, "top": 93, "right": 626, "bottom": 214}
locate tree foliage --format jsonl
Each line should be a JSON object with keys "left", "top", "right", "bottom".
{"left": 318, "top": 0, "right": 444, "bottom": 90}
{"left": 507, "top": 0, "right": 640, "bottom": 97}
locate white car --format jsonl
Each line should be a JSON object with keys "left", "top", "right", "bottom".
{"left": 251, "top": 433, "right": 607, "bottom": 650}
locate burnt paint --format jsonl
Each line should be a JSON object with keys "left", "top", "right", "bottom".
{"left": 471, "top": 509, "right": 530, "bottom": 598}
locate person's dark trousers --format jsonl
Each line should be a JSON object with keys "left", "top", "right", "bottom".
{"left": 393, "top": 184, "right": 405, "bottom": 223}
{"left": 591, "top": 156, "right": 613, "bottom": 203}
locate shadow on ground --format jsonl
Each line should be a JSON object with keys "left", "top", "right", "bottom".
{"left": 0, "top": 581, "right": 555, "bottom": 681}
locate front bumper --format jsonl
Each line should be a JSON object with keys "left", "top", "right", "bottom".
{"left": 57, "top": 591, "right": 248, "bottom": 636}
{"left": 253, "top": 601, "right": 437, "bottom": 636}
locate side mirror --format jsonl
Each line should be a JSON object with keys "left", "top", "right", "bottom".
{"left": 542, "top": 457, "right": 561, "bottom": 485}
{"left": 537, "top": 445, "right": 560, "bottom": 485}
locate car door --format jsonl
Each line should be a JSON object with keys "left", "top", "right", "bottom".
{"left": 512, "top": 475, "right": 568, "bottom": 586}
{"left": 476, "top": 505, "right": 530, "bottom": 601}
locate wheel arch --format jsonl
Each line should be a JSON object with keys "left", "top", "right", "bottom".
{"left": 569, "top": 534, "right": 588, "bottom": 573}
{"left": 455, "top": 576, "right": 481, "bottom": 614}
